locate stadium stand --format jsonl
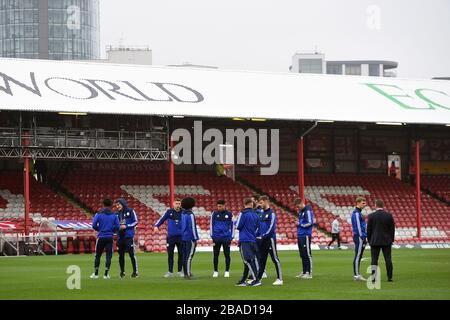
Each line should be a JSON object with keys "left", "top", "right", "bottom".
{"left": 60, "top": 169, "right": 245, "bottom": 252}
{"left": 422, "top": 175, "right": 450, "bottom": 203}
{"left": 0, "top": 170, "right": 94, "bottom": 255}
{"left": 60, "top": 166, "right": 332, "bottom": 252}
{"left": 240, "top": 173, "right": 450, "bottom": 244}
{"left": 2, "top": 167, "right": 449, "bottom": 254}
{"left": 0, "top": 171, "right": 86, "bottom": 224}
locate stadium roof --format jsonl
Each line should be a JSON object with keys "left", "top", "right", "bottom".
{"left": 0, "top": 58, "right": 449, "bottom": 125}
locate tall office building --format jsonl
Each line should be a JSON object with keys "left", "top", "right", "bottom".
{"left": 0, "top": 0, "right": 99, "bottom": 60}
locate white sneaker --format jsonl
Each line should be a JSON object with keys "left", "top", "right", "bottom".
{"left": 302, "top": 273, "right": 313, "bottom": 279}
{"left": 177, "top": 272, "right": 184, "bottom": 277}
{"left": 354, "top": 275, "right": 366, "bottom": 281}
{"left": 224, "top": 271, "right": 230, "bottom": 278}
{"left": 246, "top": 279, "right": 254, "bottom": 285}
{"left": 103, "top": 274, "right": 110, "bottom": 279}
{"left": 89, "top": 273, "right": 98, "bottom": 279}
{"left": 213, "top": 271, "right": 219, "bottom": 278}
{"left": 164, "top": 272, "right": 174, "bottom": 278}
{"left": 273, "top": 279, "right": 284, "bottom": 286}
{"left": 262, "top": 272, "right": 268, "bottom": 279}
{"left": 296, "top": 273, "right": 306, "bottom": 278}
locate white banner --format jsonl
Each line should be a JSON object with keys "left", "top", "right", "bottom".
{"left": 1, "top": 58, "right": 450, "bottom": 124}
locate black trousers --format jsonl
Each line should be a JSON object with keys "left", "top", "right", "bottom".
{"left": 167, "top": 236, "right": 183, "bottom": 273}
{"left": 213, "top": 238, "right": 231, "bottom": 272}
{"left": 239, "top": 242, "right": 259, "bottom": 282}
{"left": 94, "top": 237, "right": 113, "bottom": 274}
{"left": 371, "top": 245, "right": 393, "bottom": 280}
{"left": 118, "top": 237, "right": 138, "bottom": 274}
{"left": 257, "top": 237, "right": 282, "bottom": 280}
{"left": 298, "top": 235, "right": 312, "bottom": 274}
{"left": 328, "top": 233, "right": 341, "bottom": 247}
{"left": 182, "top": 240, "right": 197, "bottom": 276}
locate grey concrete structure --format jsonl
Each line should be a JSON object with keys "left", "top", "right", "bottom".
{"left": 290, "top": 52, "right": 398, "bottom": 77}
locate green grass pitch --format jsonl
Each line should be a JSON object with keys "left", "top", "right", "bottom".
{"left": 0, "top": 249, "right": 449, "bottom": 300}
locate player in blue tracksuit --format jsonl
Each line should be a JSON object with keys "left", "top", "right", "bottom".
{"left": 154, "top": 198, "right": 184, "bottom": 277}
{"left": 90, "top": 199, "right": 120, "bottom": 279}
{"left": 236, "top": 198, "right": 261, "bottom": 287}
{"left": 252, "top": 194, "right": 264, "bottom": 261}
{"left": 295, "top": 198, "right": 314, "bottom": 279}
{"left": 352, "top": 197, "right": 367, "bottom": 281}
{"left": 115, "top": 198, "right": 139, "bottom": 278}
{"left": 180, "top": 197, "right": 199, "bottom": 279}
{"left": 256, "top": 195, "right": 283, "bottom": 285}
{"left": 210, "top": 199, "right": 234, "bottom": 277}
{"left": 248, "top": 194, "right": 264, "bottom": 280}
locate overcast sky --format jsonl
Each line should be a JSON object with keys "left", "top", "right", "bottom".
{"left": 99, "top": 0, "right": 450, "bottom": 79}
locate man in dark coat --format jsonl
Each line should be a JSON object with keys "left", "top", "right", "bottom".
{"left": 367, "top": 199, "right": 395, "bottom": 282}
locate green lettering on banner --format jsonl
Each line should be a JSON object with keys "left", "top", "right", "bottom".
{"left": 362, "top": 83, "right": 432, "bottom": 110}
{"left": 415, "top": 89, "right": 450, "bottom": 110}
